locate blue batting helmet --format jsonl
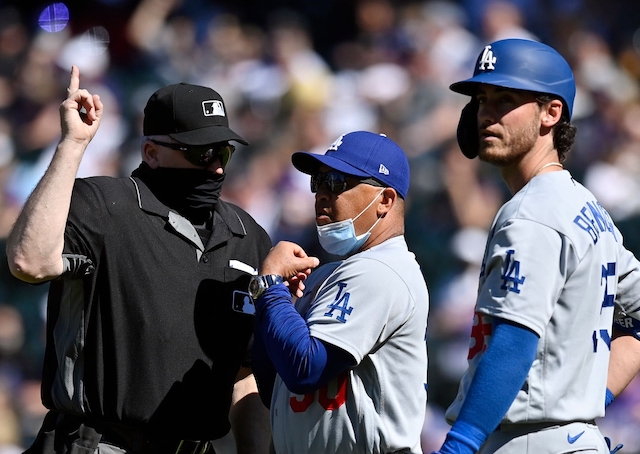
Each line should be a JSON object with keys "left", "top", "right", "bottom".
{"left": 450, "top": 39, "right": 576, "bottom": 119}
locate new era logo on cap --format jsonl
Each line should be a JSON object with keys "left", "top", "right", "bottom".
{"left": 203, "top": 100, "right": 225, "bottom": 117}
{"left": 379, "top": 164, "right": 389, "bottom": 175}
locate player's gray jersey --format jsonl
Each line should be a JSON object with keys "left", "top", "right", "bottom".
{"left": 270, "top": 236, "right": 429, "bottom": 454}
{"left": 446, "top": 170, "right": 640, "bottom": 425}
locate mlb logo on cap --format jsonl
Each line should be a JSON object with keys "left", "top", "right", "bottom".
{"left": 204, "top": 100, "right": 225, "bottom": 117}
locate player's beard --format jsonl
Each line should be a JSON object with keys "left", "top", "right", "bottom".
{"left": 477, "top": 114, "right": 539, "bottom": 167}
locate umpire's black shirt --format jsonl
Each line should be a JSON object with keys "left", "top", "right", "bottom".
{"left": 42, "top": 175, "right": 271, "bottom": 441}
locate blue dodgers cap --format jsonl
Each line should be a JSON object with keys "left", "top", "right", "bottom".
{"left": 291, "top": 131, "right": 410, "bottom": 198}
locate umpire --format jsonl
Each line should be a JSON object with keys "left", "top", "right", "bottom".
{"left": 6, "top": 66, "right": 272, "bottom": 454}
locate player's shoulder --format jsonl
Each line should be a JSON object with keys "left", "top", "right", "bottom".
{"left": 307, "top": 261, "right": 343, "bottom": 286}
{"left": 498, "top": 171, "right": 604, "bottom": 229}
{"left": 509, "top": 170, "right": 581, "bottom": 208}
{"left": 350, "top": 237, "right": 412, "bottom": 265}
{"left": 342, "top": 237, "right": 422, "bottom": 283}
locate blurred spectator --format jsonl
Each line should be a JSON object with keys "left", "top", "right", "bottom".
{"left": 0, "top": 377, "right": 23, "bottom": 454}
{"left": 354, "top": 0, "right": 411, "bottom": 65}
{"left": 16, "top": 379, "right": 45, "bottom": 450}
{"left": 479, "top": 0, "right": 538, "bottom": 42}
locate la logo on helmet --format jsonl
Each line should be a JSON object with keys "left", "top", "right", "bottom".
{"left": 479, "top": 45, "right": 497, "bottom": 71}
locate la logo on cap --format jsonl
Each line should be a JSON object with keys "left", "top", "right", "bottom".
{"left": 328, "top": 134, "right": 345, "bottom": 151}
{"left": 203, "top": 100, "right": 225, "bottom": 117}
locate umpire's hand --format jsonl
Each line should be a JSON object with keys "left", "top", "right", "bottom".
{"left": 60, "top": 65, "right": 103, "bottom": 148}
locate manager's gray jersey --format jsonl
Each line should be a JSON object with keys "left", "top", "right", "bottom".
{"left": 270, "top": 236, "right": 429, "bottom": 454}
{"left": 447, "top": 170, "right": 640, "bottom": 425}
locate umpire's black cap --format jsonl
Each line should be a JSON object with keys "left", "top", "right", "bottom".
{"left": 143, "top": 83, "right": 248, "bottom": 146}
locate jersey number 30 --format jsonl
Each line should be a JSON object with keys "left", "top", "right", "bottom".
{"left": 289, "top": 370, "right": 348, "bottom": 412}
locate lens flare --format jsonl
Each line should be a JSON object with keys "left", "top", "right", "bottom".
{"left": 82, "top": 26, "right": 110, "bottom": 55}
{"left": 38, "top": 3, "right": 69, "bottom": 33}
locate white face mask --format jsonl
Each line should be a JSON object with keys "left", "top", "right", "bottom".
{"left": 316, "top": 189, "right": 385, "bottom": 256}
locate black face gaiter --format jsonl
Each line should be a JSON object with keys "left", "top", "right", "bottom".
{"left": 132, "top": 162, "right": 225, "bottom": 224}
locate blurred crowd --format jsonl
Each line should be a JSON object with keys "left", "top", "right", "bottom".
{"left": 2, "top": 0, "right": 640, "bottom": 452}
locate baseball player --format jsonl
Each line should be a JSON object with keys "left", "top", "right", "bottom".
{"left": 250, "top": 131, "right": 430, "bottom": 453}
{"left": 432, "top": 39, "right": 640, "bottom": 454}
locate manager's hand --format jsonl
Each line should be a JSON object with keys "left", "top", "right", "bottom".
{"left": 260, "top": 241, "right": 319, "bottom": 298}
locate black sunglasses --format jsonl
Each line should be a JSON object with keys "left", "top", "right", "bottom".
{"left": 150, "top": 140, "right": 235, "bottom": 167}
{"left": 310, "top": 170, "right": 385, "bottom": 194}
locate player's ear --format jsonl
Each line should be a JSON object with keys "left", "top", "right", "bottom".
{"left": 541, "top": 99, "right": 563, "bottom": 128}
{"left": 377, "top": 187, "right": 397, "bottom": 215}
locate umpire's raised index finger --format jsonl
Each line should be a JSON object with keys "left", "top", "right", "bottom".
{"left": 67, "top": 65, "right": 79, "bottom": 94}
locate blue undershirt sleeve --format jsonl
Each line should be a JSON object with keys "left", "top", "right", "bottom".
{"left": 438, "top": 317, "right": 539, "bottom": 454}
{"left": 253, "top": 284, "right": 355, "bottom": 395}
{"left": 605, "top": 388, "right": 615, "bottom": 408}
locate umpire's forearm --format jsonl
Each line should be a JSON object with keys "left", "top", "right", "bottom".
{"left": 6, "top": 140, "right": 84, "bottom": 283}
{"left": 230, "top": 371, "right": 271, "bottom": 454}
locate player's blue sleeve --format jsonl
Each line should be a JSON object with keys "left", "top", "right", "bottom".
{"left": 253, "top": 284, "right": 355, "bottom": 395}
{"left": 438, "top": 318, "right": 539, "bottom": 454}
{"left": 605, "top": 388, "right": 615, "bottom": 408}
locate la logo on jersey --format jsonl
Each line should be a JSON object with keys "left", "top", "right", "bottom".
{"left": 324, "top": 282, "right": 354, "bottom": 323}
{"left": 478, "top": 45, "right": 497, "bottom": 71}
{"left": 500, "top": 249, "right": 525, "bottom": 293}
